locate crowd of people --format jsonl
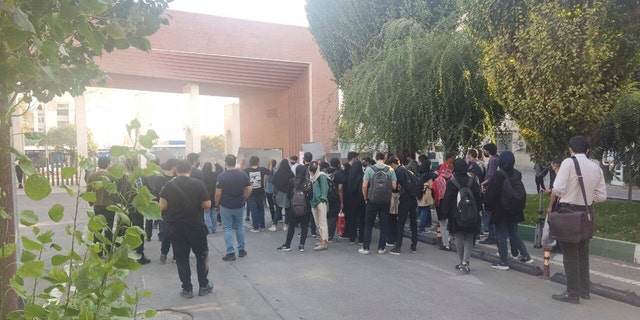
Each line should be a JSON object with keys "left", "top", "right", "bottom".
{"left": 88, "top": 136, "right": 607, "bottom": 304}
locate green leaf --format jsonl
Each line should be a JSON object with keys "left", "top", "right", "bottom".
{"left": 48, "top": 204, "right": 64, "bottom": 222}
{"left": 24, "top": 174, "right": 51, "bottom": 200}
{"left": 144, "top": 309, "right": 157, "bottom": 318}
{"left": 124, "top": 292, "right": 136, "bottom": 305}
{"left": 24, "top": 131, "right": 45, "bottom": 141}
{"left": 19, "top": 210, "right": 39, "bottom": 227}
{"left": 20, "top": 250, "right": 36, "bottom": 263}
{"left": 23, "top": 304, "right": 47, "bottom": 318}
{"left": 108, "top": 163, "right": 126, "bottom": 179}
{"left": 62, "top": 185, "right": 73, "bottom": 196}
{"left": 110, "top": 145, "right": 129, "bottom": 157}
{"left": 0, "top": 243, "right": 16, "bottom": 259}
{"left": 11, "top": 7, "right": 36, "bottom": 33}
{"left": 124, "top": 227, "right": 142, "bottom": 249}
{"left": 0, "top": 208, "right": 10, "bottom": 219}
{"left": 116, "top": 212, "right": 131, "bottom": 226}
{"left": 36, "top": 230, "right": 54, "bottom": 244}
{"left": 107, "top": 21, "right": 127, "bottom": 39}
{"left": 80, "top": 192, "right": 96, "bottom": 203}
{"left": 21, "top": 236, "right": 43, "bottom": 251}
{"left": 61, "top": 166, "right": 76, "bottom": 179}
{"left": 47, "top": 267, "right": 71, "bottom": 283}
{"left": 16, "top": 260, "right": 45, "bottom": 278}
{"left": 51, "top": 254, "right": 70, "bottom": 266}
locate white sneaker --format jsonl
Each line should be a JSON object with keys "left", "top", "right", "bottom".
{"left": 378, "top": 249, "right": 386, "bottom": 254}
{"left": 283, "top": 225, "right": 288, "bottom": 232}
{"left": 358, "top": 248, "right": 370, "bottom": 255}
{"left": 268, "top": 225, "right": 277, "bottom": 232}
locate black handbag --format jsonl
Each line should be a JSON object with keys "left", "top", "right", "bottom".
{"left": 548, "top": 157, "right": 595, "bottom": 243}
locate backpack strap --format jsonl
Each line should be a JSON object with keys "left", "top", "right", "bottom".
{"left": 450, "top": 177, "right": 462, "bottom": 189}
{"left": 571, "top": 157, "right": 592, "bottom": 220}
{"left": 466, "top": 177, "right": 473, "bottom": 188}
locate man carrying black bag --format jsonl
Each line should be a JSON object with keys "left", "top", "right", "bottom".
{"left": 550, "top": 136, "right": 607, "bottom": 304}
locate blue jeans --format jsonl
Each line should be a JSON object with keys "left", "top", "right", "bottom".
{"left": 220, "top": 206, "right": 246, "bottom": 254}
{"left": 363, "top": 202, "right": 390, "bottom": 251}
{"left": 482, "top": 210, "right": 496, "bottom": 239}
{"left": 203, "top": 208, "right": 217, "bottom": 233}
{"left": 495, "top": 222, "right": 529, "bottom": 264}
{"left": 247, "top": 194, "right": 266, "bottom": 229}
{"left": 417, "top": 206, "right": 431, "bottom": 231}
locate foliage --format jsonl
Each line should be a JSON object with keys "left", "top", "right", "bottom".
{"left": 0, "top": 0, "right": 171, "bottom": 318}
{"left": 463, "top": 0, "right": 640, "bottom": 162}
{"left": 3, "top": 120, "right": 161, "bottom": 319}
{"left": 201, "top": 135, "right": 225, "bottom": 153}
{"left": 595, "top": 85, "right": 640, "bottom": 198}
{"left": 40, "top": 124, "right": 77, "bottom": 152}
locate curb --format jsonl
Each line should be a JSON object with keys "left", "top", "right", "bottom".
{"left": 550, "top": 273, "right": 640, "bottom": 308}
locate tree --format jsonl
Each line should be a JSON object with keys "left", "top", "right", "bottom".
{"left": 39, "top": 124, "right": 98, "bottom": 156}
{"left": 0, "top": 1, "right": 170, "bottom": 317}
{"left": 463, "top": 0, "right": 640, "bottom": 162}
{"left": 596, "top": 86, "right": 640, "bottom": 201}
{"left": 307, "top": 1, "right": 502, "bottom": 153}
{"left": 201, "top": 135, "right": 225, "bottom": 153}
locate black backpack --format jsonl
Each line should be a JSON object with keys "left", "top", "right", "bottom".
{"left": 326, "top": 172, "right": 340, "bottom": 214}
{"left": 498, "top": 170, "right": 527, "bottom": 213}
{"left": 404, "top": 168, "right": 423, "bottom": 199}
{"left": 450, "top": 177, "right": 479, "bottom": 228}
{"left": 291, "top": 180, "right": 309, "bottom": 217}
{"left": 368, "top": 166, "right": 392, "bottom": 204}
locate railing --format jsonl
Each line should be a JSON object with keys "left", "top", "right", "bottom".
{"left": 37, "top": 160, "right": 80, "bottom": 187}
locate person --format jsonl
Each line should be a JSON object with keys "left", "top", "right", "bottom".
{"left": 277, "top": 165, "right": 312, "bottom": 252}
{"left": 157, "top": 158, "right": 177, "bottom": 263}
{"left": 388, "top": 157, "right": 418, "bottom": 255}
{"left": 159, "top": 159, "right": 212, "bottom": 299}
{"left": 87, "top": 157, "right": 117, "bottom": 255}
{"left": 273, "top": 158, "right": 294, "bottom": 231}
{"left": 15, "top": 163, "right": 23, "bottom": 188}
{"left": 324, "top": 157, "right": 345, "bottom": 242}
{"left": 302, "top": 152, "right": 318, "bottom": 237}
{"left": 551, "top": 136, "right": 607, "bottom": 304}
{"left": 433, "top": 164, "right": 452, "bottom": 250}
{"left": 202, "top": 161, "right": 223, "bottom": 233}
{"left": 344, "top": 152, "right": 364, "bottom": 243}
{"left": 483, "top": 150, "right": 533, "bottom": 270}
{"left": 309, "top": 161, "right": 329, "bottom": 250}
{"left": 479, "top": 143, "right": 499, "bottom": 244}
{"left": 215, "top": 154, "right": 252, "bottom": 261}
{"left": 187, "top": 152, "right": 204, "bottom": 182}
{"left": 145, "top": 158, "right": 162, "bottom": 241}
{"left": 244, "top": 156, "right": 271, "bottom": 232}
{"left": 290, "top": 155, "right": 300, "bottom": 174}
{"left": 542, "top": 158, "right": 563, "bottom": 253}
{"left": 265, "top": 159, "right": 280, "bottom": 231}
{"left": 443, "top": 159, "right": 482, "bottom": 273}
{"left": 534, "top": 162, "right": 548, "bottom": 192}
{"left": 416, "top": 156, "right": 434, "bottom": 232}
{"left": 359, "top": 152, "right": 397, "bottom": 255}
{"left": 405, "top": 153, "right": 419, "bottom": 175}
{"left": 467, "top": 149, "right": 485, "bottom": 184}
{"left": 118, "top": 159, "right": 150, "bottom": 265}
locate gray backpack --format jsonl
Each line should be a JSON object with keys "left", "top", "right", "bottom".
{"left": 368, "top": 166, "right": 392, "bottom": 204}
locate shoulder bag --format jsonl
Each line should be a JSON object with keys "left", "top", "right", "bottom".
{"left": 548, "top": 157, "right": 595, "bottom": 243}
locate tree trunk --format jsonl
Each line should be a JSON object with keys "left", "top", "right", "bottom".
{"left": 0, "top": 99, "right": 18, "bottom": 317}
{"left": 628, "top": 174, "right": 634, "bottom": 203}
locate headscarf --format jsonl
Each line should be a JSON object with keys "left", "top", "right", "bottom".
{"left": 499, "top": 151, "right": 516, "bottom": 172}
{"left": 347, "top": 160, "right": 364, "bottom": 194}
{"left": 294, "top": 164, "right": 308, "bottom": 187}
{"left": 273, "top": 158, "right": 293, "bottom": 191}
{"left": 433, "top": 163, "right": 453, "bottom": 206}
{"left": 452, "top": 158, "right": 468, "bottom": 176}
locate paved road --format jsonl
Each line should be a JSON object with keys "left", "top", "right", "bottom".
{"left": 15, "top": 192, "right": 640, "bottom": 320}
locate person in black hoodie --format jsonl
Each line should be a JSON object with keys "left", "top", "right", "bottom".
{"left": 346, "top": 159, "right": 365, "bottom": 244}
{"left": 276, "top": 165, "right": 312, "bottom": 252}
{"left": 443, "top": 159, "right": 482, "bottom": 273}
{"left": 483, "top": 151, "right": 533, "bottom": 270}
{"left": 202, "top": 161, "right": 223, "bottom": 233}
{"left": 273, "top": 159, "right": 294, "bottom": 231}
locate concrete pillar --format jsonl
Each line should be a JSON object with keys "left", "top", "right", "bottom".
{"left": 183, "top": 83, "right": 201, "bottom": 154}
{"left": 11, "top": 106, "right": 24, "bottom": 154}
{"left": 75, "top": 95, "right": 88, "bottom": 158}
{"left": 135, "top": 92, "right": 150, "bottom": 167}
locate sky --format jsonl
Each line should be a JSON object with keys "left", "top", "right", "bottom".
{"left": 88, "top": 1, "right": 310, "bottom": 147}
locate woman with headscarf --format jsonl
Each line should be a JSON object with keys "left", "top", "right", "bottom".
{"left": 273, "top": 158, "right": 294, "bottom": 232}
{"left": 202, "top": 161, "right": 222, "bottom": 234}
{"left": 484, "top": 151, "right": 533, "bottom": 270}
{"left": 309, "top": 161, "right": 329, "bottom": 251}
{"left": 442, "top": 159, "right": 482, "bottom": 273}
{"left": 277, "top": 164, "right": 311, "bottom": 252}
{"left": 346, "top": 159, "right": 365, "bottom": 244}
{"left": 432, "top": 164, "right": 453, "bottom": 250}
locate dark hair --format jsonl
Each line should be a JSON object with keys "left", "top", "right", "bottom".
{"left": 319, "top": 161, "right": 329, "bottom": 171}
{"left": 418, "top": 154, "right": 428, "bottom": 163}
{"left": 97, "top": 157, "right": 110, "bottom": 169}
{"left": 225, "top": 154, "right": 236, "bottom": 167}
{"left": 569, "top": 136, "right": 590, "bottom": 154}
{"left": 290, "top": 155, "right": 298, "bottom": 162}
{"left": 445, "top": 152, "right": 456, "bottom": 160}
{"left": 163, "top": 158, "right": 177, "bottom": 170}
{"left": 467, "top": 149, "right": 478, "bottom": 158}
{"left": 187, "top": 152, "right": 199, "bottom": 164}
{"left": 406, "top": 154, "right": 415, "bottom": 161}
{"left": 375, "top": 152, "right": 385, "bottom": 161}
{"left": 249, "top": 156, "right": 259, "bottom": 166}
{"left": 303, "top": 152, "right": 313, "bottom": 162}
{"left": 551, "top": 158, "right": 563, "bottom": 167}
{"left": 386, "top": 156, "right": 399, "bottom": 166}
{"left": 483, "top": 143, "right": 498, "bottom": 156}
{"left": 329, "top": 157, "right": 340, "bottom": 168}
{"left": 203, "top": 162, "right": 213, "bottom": 174}
{"left": 308, "top": 161, "right": 319, "bottom": 174}
{"left": 270, "top": 159, "right": 277, "bottom": 168}
{"left": 176, "top": 160, "right": 191, "bottom": 174}
{"left": 347, "top": 151, "right": 359, "bottom": 161}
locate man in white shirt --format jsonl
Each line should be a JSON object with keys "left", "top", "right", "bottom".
{"left": 551, "top": 136, "right": 607, "bottom": 304}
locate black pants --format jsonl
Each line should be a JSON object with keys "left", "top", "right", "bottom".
{"left": 145, "top": 219, "right": 154, "bottom": 241}
{"left": 284, "top": 208, "right": 309, "bottom": 247}
{"left": 559, "top": 240, "right": 590, "bottom": 296}
{"left": 159, "top": 211, "right": 171, "bottom": 255}
{"left": 94, "top": 205, "right": 115, "bottom": 253}
{"left": 535, "top": 176, "right": 546, "bottom": 192}
{"left": 129, "top": 209, "right": 145, "bottom": 255}
{"left": 396, "top": 195, "right": 418, "bottom": 250}
{"left": 169, "top": 222, "right": 209, "bottom": 292}
{"left": 363, "top": 202, "right": 390, "bottom": 251}
{"left": 266, "top": 193, "right": 276, "bottom": 221}
{"left": 345, "top": 193, "right": 365, "bottom": 243}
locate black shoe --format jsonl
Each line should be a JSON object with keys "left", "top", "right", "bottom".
{"left": 198, "top": 282, "right": 214, "bottom": 296}
{"left": 552, "top": 292, "right": 580, "bottom": 304}
{"left": 439, "top": 245, "right": 450, "bottom": 251}
{"left": 580, "top": 292, "right": 590, "bottom": 300}
{"left": 222, "top": 253, "right": 236, "bottom": 261}
{"left": 137, "top": 256, "right": 151, "bottom": 265}
{"left": 479, "top": 239, "right": 496, "bottom": 245}
{"left": 238, "top": 250, "right": 247, "bottom": 258}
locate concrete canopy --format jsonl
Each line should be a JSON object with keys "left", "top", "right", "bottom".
{"left": 94, "top": 10, "right": 338, "bottom": 158}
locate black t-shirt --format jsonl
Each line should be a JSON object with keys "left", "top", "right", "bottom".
{"left": 217, "top": 169, "right": 251, "bottom": 209}
{"left": 326, "top": 167, "right": 346, "bottom": 188}
{"left": 244, "top": 167, "right": 270, "bottom": 198}
{"left": 159, "top": 176, "right": 209, "bottom": 227}
{"left": 190, "top": 167, "right": 204, "bottom": 182}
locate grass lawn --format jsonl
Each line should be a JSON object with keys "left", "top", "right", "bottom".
{"left": 523, "top": 194, "right": 640, "bottom": 244}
